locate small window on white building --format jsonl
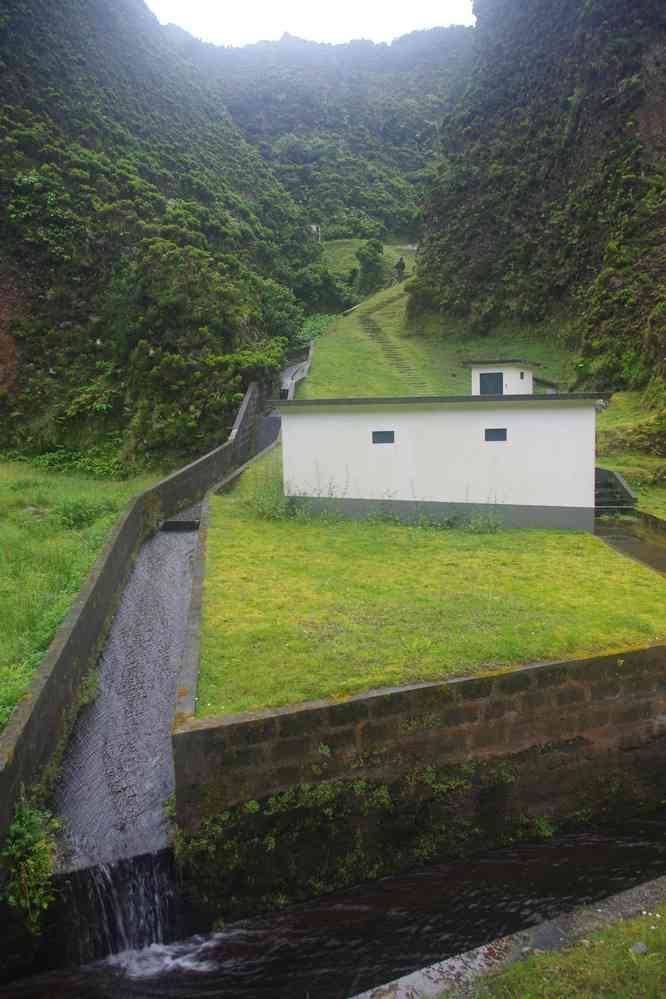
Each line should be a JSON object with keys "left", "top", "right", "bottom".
{"left": 372, "top": 431, "right": 395, "bottom": 444}
{"left": 485, "top": 428, "right": 508, "bottom": 442}
{"left": 520, "top": 371, "right": 525, "bottom": 380}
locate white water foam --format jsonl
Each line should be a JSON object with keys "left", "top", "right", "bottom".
{"left": 105, "top": 935, "right": 217, "bottom": 978}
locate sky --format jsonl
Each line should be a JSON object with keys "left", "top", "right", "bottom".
{"left": 143, "top": 0, "right": 476, "bottom": 48}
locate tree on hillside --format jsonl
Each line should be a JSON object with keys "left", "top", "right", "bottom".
{"left": 356, "top": 239, "right": 384, "bottom": 295}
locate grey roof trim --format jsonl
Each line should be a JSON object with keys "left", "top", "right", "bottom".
{"left": 534, "top": 376, "right": 560, "bottom": 388}
{"left": 461, "top": 359, "right": 542, "bottom": 367}
{"left": 273, "top": 393, "right": 611, "bottom": 408}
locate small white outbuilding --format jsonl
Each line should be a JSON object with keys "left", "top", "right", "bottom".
{"left": 276, "top": 362, "right": 608, "bottom": 530}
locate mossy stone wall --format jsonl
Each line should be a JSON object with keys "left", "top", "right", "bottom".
{"left": 174, "top": 646, "right": 666, "bottom": 924}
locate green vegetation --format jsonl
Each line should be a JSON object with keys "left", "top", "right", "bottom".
{"left": 299, "top": 284, "right": 573, "bottom": 400}
{"left": 0, "top": 798, "right": 61, "bottom": 937}
{"left": 0, "top": 0, "right": 344, "bottom": 465}
{"left": 598, "top": 392, "right": 666, "bottom": 517}
{"left": 0, "top": 461, "right": 151, "bottom": 731}
{"left": 323, "top": 240, "right": 417, "bottom": 297}
{"left": 167, "top": 28, "right": 476, "bottom": 239}
{"left": 411, "top": 0, "right": 666, "bottom": 445}
{"left": 447, "top": 904, "right": 666, "bottom": 998}
{"left": 198, "top": 449, "right": 666, "bottom": 717}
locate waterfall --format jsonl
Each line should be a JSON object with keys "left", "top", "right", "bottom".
{"left": 57, "top": 850, "right": 181, "bottom": 966}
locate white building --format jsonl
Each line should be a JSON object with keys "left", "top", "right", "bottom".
{"left": 276, "top": 363, "right": 608, "bottom": 530}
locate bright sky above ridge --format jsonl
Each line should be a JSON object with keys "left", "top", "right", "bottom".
{"left": 144, "top": 0, "right": 476, "bottom": 47}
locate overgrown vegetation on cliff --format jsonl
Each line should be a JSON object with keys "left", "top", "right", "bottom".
{"left": 0, "top": 0, "right": 351, "bottom": 465}
{"left": 165, "top": 27, "right": 475, "bottom": 241}
{"left": 411, "top": 0, "right": 666, "bottom": 452}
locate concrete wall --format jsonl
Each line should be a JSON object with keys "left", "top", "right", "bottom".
{"left": 471, "top": 365, "right": 534, "bottom": 395}
{"left": 173, "top": 646, "right": 666, "bottom": 922}
{"left": 0, "top": 382, "right": 264, "bottom": 841}
{"left": 280, "top": 401, "right": 596, "bottom": 516}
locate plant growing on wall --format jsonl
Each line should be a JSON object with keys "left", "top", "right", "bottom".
{"left": 1, "top": 797, "right": 61, "bottom": 936}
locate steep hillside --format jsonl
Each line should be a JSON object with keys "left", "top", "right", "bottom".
{"left": 164, "top": 28, "right": 476, "bottom": 239}
{"left": 411, "top": 0, "right": 666, "bottom": 450}
{"left": 0, "top": 0, "right": 343, "bottom": 466}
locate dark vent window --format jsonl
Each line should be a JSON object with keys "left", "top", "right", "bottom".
{"left": 372, "top": 431, "right": 395, "bottom": 445}
{"left": 520, "top": 371, "right": 525, "bottom": 380}
{"left": 485, "top": 428, "right": 508, "bottom": 442}
{"left": 479, "top": 372, "right": 503, "bottom": 395}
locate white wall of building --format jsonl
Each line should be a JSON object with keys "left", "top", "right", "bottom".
{"left": 280, "top": 402, "right": 596, "bottom": 510}
{"left": 471, "top": 365, "right": 534, "bottom": 395}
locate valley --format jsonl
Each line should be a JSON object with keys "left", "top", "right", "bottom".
{"left": 2, "top": 0, "right": 666, "bottom": 995}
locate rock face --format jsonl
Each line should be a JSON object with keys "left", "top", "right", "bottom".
{"left": 0, "top": 276, "right": 20, "bottom": 393}
{"left": 412, "top": 0, "right": 666, "bottom": 428}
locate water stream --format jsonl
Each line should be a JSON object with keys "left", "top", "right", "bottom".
{"left": 55, "top": 529, "right": 198, "bottom": 869}
{"left": 4, "top": 814, "right": 666, "bottom": 998}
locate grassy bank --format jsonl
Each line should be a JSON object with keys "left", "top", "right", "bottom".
{"left": 449, "top": 904, "right": 666, "bottom": 998}
{"left": 0, "top": 462, "right": 152, "bottom": 731}
{"left": 197, "top": 449, "right": 666, "bottom": 718}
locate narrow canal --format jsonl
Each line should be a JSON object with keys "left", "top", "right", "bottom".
{"left": 4, "top": 813, "right": 666, "bottom": 998}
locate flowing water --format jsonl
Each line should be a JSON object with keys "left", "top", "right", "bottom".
{"left": 4, "top": 815, "right": 666, "bottom": 999}
{"left": 55, "top": 529, "right": 198, "bottom": 869}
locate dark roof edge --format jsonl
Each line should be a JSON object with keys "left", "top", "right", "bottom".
{"left": 461, "top": 359, "right": 542, "bottom": 367}
{"left": 273, "top": 393, "right": 611, "bottom": 408}
{"left": 534, "top": 376, "right": 560, "bottom": 387}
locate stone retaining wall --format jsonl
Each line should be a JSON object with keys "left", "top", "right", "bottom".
{"left": 0, "top": 382, "right": 264, "bottom": 840}
{"left": 173, "top": 645, "right": 666, "bottom": 923}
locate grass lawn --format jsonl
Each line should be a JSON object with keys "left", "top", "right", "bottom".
{"left": 197, "top": 449, "right": 666, "bottom": 718}
{"left": 0, "top": 462, "right": 153, "bottom": 731}
{"left": 445, "top": 904, "right": 666, "bottom": 998}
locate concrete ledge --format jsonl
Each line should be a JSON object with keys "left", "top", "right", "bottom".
{"left": 353, "top": 874, "right": 666, "bottom": 998}
{"left": 174, "top": 439, "right": 282, "bottom": 726}
{"left": 289, "top": 496, "right": 595, "bottom": 531}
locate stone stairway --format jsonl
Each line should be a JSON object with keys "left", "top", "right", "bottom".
{"left": 595, "top": 467, "right": 638, "bottom": 516}
{"left": 358, "top": 296, "right": 431, "bottom": 394}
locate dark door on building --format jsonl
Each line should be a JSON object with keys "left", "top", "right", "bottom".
{"left": 479, "top": 372, "right": 503, "bottom": 395}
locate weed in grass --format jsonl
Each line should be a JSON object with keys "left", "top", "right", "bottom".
{"left": 464, "top": 511, "right": 503, "bottom": 534}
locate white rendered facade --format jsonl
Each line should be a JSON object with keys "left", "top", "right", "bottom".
{"left": 278, "top": 398, "right": 600, "bottom": 530}
{"left": 469, "top": 364, "right": 534, "bottom": 396}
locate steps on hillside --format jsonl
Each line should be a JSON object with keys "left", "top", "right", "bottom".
{"left": 595, "top": 467, "right": 638, "bottom": 516}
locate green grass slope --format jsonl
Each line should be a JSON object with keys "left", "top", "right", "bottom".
{"left": 299, "top": 284, "right": 573, "bottom": 399}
